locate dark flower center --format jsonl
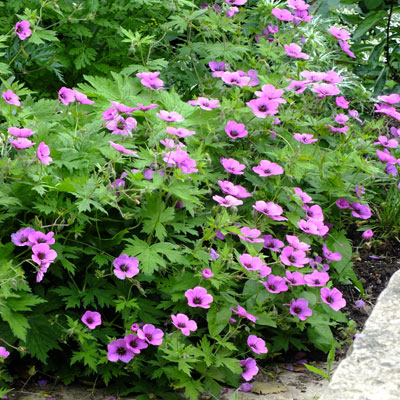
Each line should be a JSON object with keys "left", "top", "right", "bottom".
{"left": 289, "top": 255, "right": 296, "bottom": 263}
{"left": 120, "top": 264, "right": 128, "bottom": 272}
{"left": 263, "top": 168, "right": 270, "bottom": 174}
{"left": 230, "top": 130, "right": 238, "bottom": 137}
{"left": 313, "top": 279, "right": 320, "bottom": 285}
{"left": 117, "top": 121, "right": 125, "bottom": 129}
{"left": 37, "top": 252, "right": 46, "bottom": 260}
{"left": 145, "top": 333, "right": 153, "bottom": 341}
{"left": 37, "top": 238, "right": 46, "bottom": 243}
{"left": 203, "top": 102, "right": 209, "bottom": 107}
{"left": 293, "top": 307, "right": 302, "bottom": 314}
{"left": 231, "top": 78, "right": 239, "bottom": 83}
{"left": 326, "top": 296, "right": 334, "bottom": 304}
{"left": 20, "top": 237, "right": 28, "bottom": 243}
{"left": 86, "top": 318, "right": 93, "bottom": 324}
{"left": 117, "top": 347, "right": 126, "bottom": 355}
{"left": 193, "top": 297, "right": 202, "bottom": 304}
{"left": 258, "top": 105, "right": 267, "bottom": 112}
{"left": 177, "top": 323, "right": 186, "bottom": 328}
{"left": 269, "top": 284, "right": 276, "bottom": 291}
{"left": 129, "top": 340, "right": 138, "bottom": 348}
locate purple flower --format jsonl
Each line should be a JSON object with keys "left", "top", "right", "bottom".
{"left": 221, "top": 71, "right": 250, "bottom": 87}
{"left": 156, "top": 110, "right": 184, "bottom": 122}
{"left": 350, "top": 203, "right": 371, "bottom": 219}
{"left": 374, "top": 136, "right": 398, "bottom": 148}
{"left": 131, "top": 323, "right": 140, "bottom": 332}
{"left": 336, "top": 198, "right": 350, "bottom": 209}
{"left": 304, "top": 270, "right": 330, "bottom": 287}
{"left": 217, "top": 180, "right": 251, "bottom": 198}
{"left": 289, "top": 298, "right": 312, "bottom": 321}
{"left": 391, "top": 127, "right": 400, "bottom": 137}
{"left": 37, "top": 380, "right": 48, "bottom": 387}
{"left": 226, "top": 0, "right": 247, "bottom": 5}
{"left": 354, "top": 299, "right": 366, "bottom": 308}
{"left": 0, "top": 346, "right": 10, "bottom": 359}
{"left": 264, "top": 275, "right": 288, "bottom": 293}
{"left": 137, "top": 103, "right": 159, "bottom": 111}
{"left": 246, "top": 98, "right": 280, "bottom": 118}
{"left": 136, "top": 72, "right": 164, "bottom": 90}
{"left": 11, "top": 227, "right": 36, "bottom": 246}
{"left": 188, "top": 97, "right": 220, "bottom": 110}
{"left": 339, "top": 40, "right": 356, "bottom": 58}
{"left": 329, "top": 27, "right": 350, "bottom": 40}
{"left": 271, "top": 8, "right": 293, "bottom": 21}
{"left": 293, "top": 187, "right": 314, "bottom": 204}
{"left": 252, "top": 160, "right": 283, "bottom": 177}
{"left": 124, "top": 334, "right": 148, "bottom": 354}
{"left": 8, "top": 127, "right": 34, "bottom": 138}
{"left": 15, "top": 20, "right": 32, "bottom": 40}
{"left": 37, "top": 142, "right": 52, "bottom": 165}
{"left": 284, "top": 43, "right": 309, "bottom": 59}
{"left": 286, "top": 235, "right": 310, "bottom": 251}
{"left": 202, "top": 268, "right": 214, "bottom": 279}
{"left": 239, "top": 358, "right": 259, "bottom": 381}
{"left": 336, "top": 96, "right": 349, "bottom": 109}
{"left": 9, "top": 137, "right": 35, "bottom": 149}
{"left": 328, "top": 124, "right": 349, "bottom": 134}
{"left": 226, "top": 7, "right": 240, "bottom": 17}
{"left": 73, "top": 90, "right": 94, "bottom": 105}
{"left": 280, "top": 246, "right": 309, "bottom": 268}
{"left": 238, "top": 227, "right": 264, "bottom": 243}
{"left": 32, "top": 243, "right": 57, "bottom": 266}
{"left": 255, "top": 84, "right": 286, "bottom": 103}
{"left": 239, "top": 383, "right": 253, "bottom": 392}
{"left": 221, "top": 157, "right": 246, "bottom": 175}
{"left": 185, "top": 286, "right": 213, "bottom": 309}
{"left": 213, "top": 194, "right": 243, "bottom": 207}
{"left": 225, "top": 121, "right": 248, "bottom": 139}
{"left": 137, "top": 324, "right": 164, "bottom": 346}
{"left": 28, "top": 231, "right": 55, "bottom": 246}
{"left": 298, "top": 219, "right": 329, "bottom": 236}
{"left": 81, "top": 311, "right": 102, "bottom": 329}
{"left": 247, "top": 335, "right": 268, "bottom": 354}
{"left": 231, "top": 305, "right": 258, "bottom": 323}
{"left": 109, "top": 141, "right": 138, "bottom": 156}
{"left": 377, "top": 149, "right": 397, "bottom": 164}
{"left": 253, "top": 201, "right": 287, "bottom": 221}
{"left": 209, "top": 248, "right": 219, "bottom": 260}
{"left": 293, "top": 133, "right": 318, "bottom": 144}
{"left": 286, "top": 79, "right": 309, "bottom": 94}
{"left": 171, "top": 313, "right": 197, "bottom": 336}
{"left": 300, "top": 70, "right": 327, "bottom": 82}
{"left": 303, "top": 204, "right": 324, "bottom": 221}
{"left": 349, "top": 109, "right": 362, "bottom": 123}
{"left": 239, "top": 254, "right": 264, "bottom": 271}
{"left": 58, "top": 87, "right": 76, "bottom": 105}
{"left": 377, "top": 93, "right": 400, "bottom": 104}
{"left": 113, "top": 254, "right": 139, "bottom": 279}
{"left": 2, "top": 89, "right": 20, "bottom": 106}
{"left": 322, "top": 244, "right": 342, "bottom": 261}
{"left": 263, "top": 235, "right": 284, "bottom": 252}
{"left": 362, "top": 229, "right": 373, "bottom": 239}
{"left": 385, "top": 164, "right": 398, "bottom": 176}
{"left": 335, "top": 114, "right": 349, "bottom": 125}
{"left": 311, "top": 83, "right": 340, "bottom": 98}
{"left": 209, "top": 61, "right": 229, "bottom": 77}
{"left": 107, "top": 339, "right": 134, "bottom": 362}
{"left": 285, "top": 271, "right": 306, "bottom": 286}
{"left": 321, "top": 287, "right": 346, "bottom": 311}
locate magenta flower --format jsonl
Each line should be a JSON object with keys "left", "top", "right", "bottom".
{"left": 285, "top": 270, "right": 306, "bottom": 286}
{"left": 286, "top": 235, "right": 310, "bottom": 251}
{"left": 0, "top": 346, "right": 10, "bottom": 358}
{"left": 107, "top": 339, "right": 134, "bottom": 362}
{"left": 327, "top": 124, "right": 349, "bottom": 134}
{"left": 156, "top": 110, "right": 184, "bottom": 122}
{"left": 350, "top": 203, "right": 371, "bottom": 219}
{"left": 225, "top": 121, "right": 248, "bottom": 139}
{"left": 377, "top": 149, "right": 397, "bottom": 164}
{"left": 239, "top": 254, "right": 264, "bottom": 271}
{"left": 298, "top": 219, "right": 329, "bottom": 236}
{"left": 218, "top": 180, "right": 251, "bottom": 198}
{"left": 300, "top": 70, "right": 326, "bottom": 82}
{"left": 238, "top": 227, "right": 264, "bottom": 243}
{"left": 288, "top": 0, "right": 310, "bottom": 10}
{"left": 329, "top": 27, "right": 350, "bottom": 40}
{"left": 10, "top": 138, "right": 35, "bottom": 149}
{"left": 11, "top": 227, "right": 36, "bottom": 247}
{"left": 247, "top": 335, "right": 268, "bottom": 354}
{"left": 252, "top": 160, "right": 283, "bottom": 177}
{"left": 312, "top": 83, "right": 340, "bottom": 98}
{"left": 322, "top": 244, "right": 342, "bottom": 261}
{"left": 209, "top": 61, "right": 229, "bottom": 77}
{"left": 336, "top": 198, "right": 350, "bottom": 209}
{"left": 221, "top": 157, "right": 246, "bottom": 175}
{"left": 324, "top": 70, "right": 343, "bottom": 84}
{"left": 377, "top": 93, "right": 400, "bottom": 104}
{"left": 253, "top": 201, "right": 287, "bottom": 221}
{"left": 171, "top": 313, "right": 198, "bottom": 336}
{"left": 226, "top": 7, "right": 239, "bottom": 17}
{"left": 15, "top": 20, "right": 32, "bottom": 40}
{"left": 374, "top": 136, "right": 398, "bottom": 148}
{"left": 338, "top": 40, "right": 356, "bottom": 58}
{"left": 263, "top": 235, "right": 284, "bottom": 252}
{"left": 255, "top": 84, "right": 286, "bottom": 103}
{"left": 110, "top": 101, "right": 136, "bottom": 114}
{"left": 286, "top": 79, "right": 309, "bottom": 94}
{"left": 37, "top": 142, "right": 53, "bottom": 165}
{"left": 284, "top": 43, "right": 309, "bottom": 60}
{"left": 185, "top": 286, "right": 213, "bottom": 309}
{"left": 362, "top": 229, "right": 373, "bottom": 239}
{"left": 239, "top": 358, "right": 259, "bottom": 381}
{"left": 293, "top": 187, "right": 314, "bottom": 204}
{"left": 209, "top": 248, "right": 219, "bottom": 260}
{"left": 81, "top": 311, "right": 102, "bottom": 329}
{"left": 294, "top": 133, "right": 318, "bottom": 144}
{"left": 137, "top": 103, "right": 159, "bottom": 111}
{"left": 188, "top": 97, "right": 220, "bottom": 110}
{"left": 280, "top": 246, "right": 309, "bottom": 268}
{"left": 213, "top": 195, "right": 243, "bottom": 207}
{"left": 58, "top": 87, "right": 75, "bottom": 105}
{"left": 271, "top": 8, "right": 293, "bottom": 21}
{"left": 349, "top": 109, "right": 362, "bottom": 123}
{"left": 137, "top": 324, "right": 164, "bottom": 346}
{"left": 375, "top": 103, "right": 400, "bottom": 120}
{"left": 28, "top": 231, "right": 55, "bottom": 246}
{"left": 73, "top": 90, "right": 94, "bottom": 105}
{"left": 221, "top": 71, "right": 250, "bottom": 87}
{"left": 32, "top": 243, "right": 57, "bottom": 266}
{"left": 109, "top": 141, "right": 138, "bottom": 156}
{"left": 106, "top": 116, "right": 137, "bottom": 135}
{"left": 289, "top": 298, "right": 312, "bottom": 321}
{"left": 165, "top": 126, "right": 196, "bottom": 138}
{"left": 113, "top": 254, "right": 139, "bottom": 280}
{"left": 303, "top": 204, "right": 324, "bottom": 221}
{"left": 321, "top": 287, "right": 346, "bottom": 311}
{"left": 263, "top": 275, "right": 288, "bottom": 293}
{"left": 335, "top": 114, "right": 349, "bottom": 125}
{"left": 102, "top": 107, "right": 118, "bottom": 121}
{"left": 231, "top": 305, "right": 258, "bottom": 323}
{"left": 137, "top": 72, "right": 164, "bottom": 90}
{"left": 246, "top": 98, "right": 280, "bottom": 118}
{"left": 336, "top": 96, "right": 349, "bottom": 109}
{"left": 2, "top": 89, "right": 20, "bottom": 106}
{"left": 304, "top": 270, "right": 330, "bottom": 287}
{"left": 239, "top": 383, "right": 253, "bottom": 392}
{"left": 8, "top": 127, "right": 34, "bottom": 138}
{"left": 124, "top": 334, "right": 148, "bottom": 353}
{"left": 226, "top": 0, "right": 246, "bottom": 4}
{"left": 202, "top": 268, "right": 214, "bottom": 279}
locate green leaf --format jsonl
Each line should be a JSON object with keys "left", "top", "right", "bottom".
{"left": 0, "top": 306, "right": 30, "bottom": 341}
{"left": 307, "top": 325, "right": 335, "bottom": 352}
{"left": 304, "top": 364, "right": 329, "bottom": 380}
{"left": 352, "top": 11, "right": 387, "bottom": 40}
{"left": 207, "top": 305, "right": 231, "bottom": 337}
{"left": 7, "top": 293, "right": 46, "bottom": 312}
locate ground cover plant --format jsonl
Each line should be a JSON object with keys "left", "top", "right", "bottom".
{"left": 1, "top": 0, "right": 400, "bottom": 399}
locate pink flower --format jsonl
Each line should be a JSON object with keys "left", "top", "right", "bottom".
{"left": 37, "top": 142, "right": 52, "bottom": 165}
{"left": 239, "top": 358, "right": 259, "bottom": 381}
{"left": 285, "top": 271, "right": 306, "bottom": 286}
{"left": 304, "top": 270, "right": 330, "bottom": 287}
{"left": 107, "top": 339, "right": 134, "bottom": 362}
{"left": 226, "top": 6, "right": 239, "bottom": 17}
{"left": 185, "top": 286, "right": 213, "bottom": 309}
{"left": 10, "top": 138, "right": 35, "bottom": 149}
{"left": 226, "top": 0, "right": 246, "bottom": 5}
{"left": 252, "top": 160, "right": 283, "bottom": 177}
{"left": 137, "top": 103, "right": 159, "bottom": 111}
{"left": 81, "top": 311, "right": 102, "bottom": 329}
{"left": 298, "top": 219, "right": 329, "bottom": 236}
{"left": 15, "top": 20, "right": 32, "bottom": 40}
{"left": 327, "top": 124, "right": 350, "bottom": 134}
{"left": 264, "top": 275, "right": 288, "bottom": 293}
{"left": 335, "top": 114, "right": 349, "bottom": 125}
{"left": 11, "top": 227, "right": 36, "bottom": 247}
{"left": 329, "top": 27, "right": 351, "bottom": 40}
{"left": 349, "top": 109, "right": 362, "bottom": 123}
{"left": 124, "top": 334, "right": 148, "bottom": 353}
{"left": 221, "top": 71, "right": 251, "bottom": 87}
{"left": 293, "top": 133, "right": 318, "bottom": 144}
{"left": 303, "top": 204, "right": 324, "bottom": 221}
{"left": 218, "top": 180, "right": 251, "bottom": 198}
{"left": 238, "top": 227, "right": 264, "bottom": 243}
{"left": 32, "top": 243, "right": 57, "bottom": 266}
{"left": 209, "top": 61, "right": 229, "bottom": 77}
{"left": 375, "top": 103, "right": 400, "bottom": 120}
{"left": 2, "top": 89, "right": 20, "bottom": 106}
{"left": 109, "top": 141, "right": 138, "bottom": 156}
{"left": 289, "top": 298, "right": 312, "bottom": 320}
{"left": 286, "top": 235, "right": 311, "bottom": 251}
{"left": 246, "top": 98, "right": 280, "bottom": 118}
{"left": 113, "top": 254, "right": 139, "bottom": 279}
{"left": 239, "top": 254, "right": 264, "bottom": 271}
{"left": 321, "top": 287, "right": 346, "bottom": 311}
{"left": 271, "top": 8, "right": 293, "bottom": 21}
{"left": 288, "top": 0, "right": 310, "bottom": 10}
{"left": 221, "top": 157, "right": 246, "bottom": 175}
{"left": 8, "top": 127, "right": 34, "bottom": 137}
{"left": 339, "top": 40, "right": 356, "bottom": 58}
{"left": 247, "top": 335, "right": 268, "bottom": 354}
{"left": 137, "top": 324, "right": 164, "bottom": 346}
{"left": 136, "top": 72, "right": 164, "bottom": 90}
{"left": 336, "top": 96, "right": 349, "bottom": 109}
{"left": 280, "top": 246, "right": 309, "bottom": 268}
{"left": 225, "top": 121, "right": 248, "bottom": 139}
{"left": 202, "top": 268, "right": 214, "bottom": 279}
{"left": 213, "top": 195, "right": 243, "bottom": 207}
{"left": 377, "top": 93, "right": 400, "bottom": 104}
{"left": 165, "top": 126, "right": 196, "bottom": 138}
{"left": 336, "top": 198, "right": 350, "bottom": 209}
{"left": 350, "top": 203, "right": 371, "bottom": 219}
{"left": 171, "top": 313, "right": 197, "bottom": 336}
{"left": 300, "top": 70, "right": 327, "bottom": 82}
{"left": 156, "top": 110, "right": 184, "bottom": 122}
{"left": 324, "top": 71, "right": 343, "bottom": 84}
{"left": 293, "top": 187, "right": 314, "bottom": 204}
{"left": 73, "top": 90, "right": 94, "bottom": 105}
{"left": 284, "top": 43, "right": 309, "bottom": 59}
{"left": 322, "top": 244, "right": 342, "bottom": 261}
{"left": 253, "top": 201, "right": 287, "bottom": 221}
{"left": 377, "top": 149, "right": 397, "bottom": 164}
{"left": 58, "top": 87, "right": 75, "bottom": 105}
{"left": 255, "top": 84, "right": 286, "bottom": 103}
{"left": 231, "top": 305, "right": 258, "bottom": 322}
{"left": 286, "top": 79, "right": 309, "bottom": 94}
{"left": 188, "top": 97, "right": 220, "bottom": 110}
{"left": 263, "top": 235, "right": 284, "bottom": 252}
{"left": 311, "top": 83, "right": 340, "bottom": 98}
{"left": 0, "top": 346, "right": 10, "bottom": 358}
{"left": 374, "top": 136, "right": 398, "bottom": 148}
{"left": 28, "top": 231, "right": 55, "bottom": 246}
{"left": 362, "top": 230, "right": 373, "bottom": 239}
